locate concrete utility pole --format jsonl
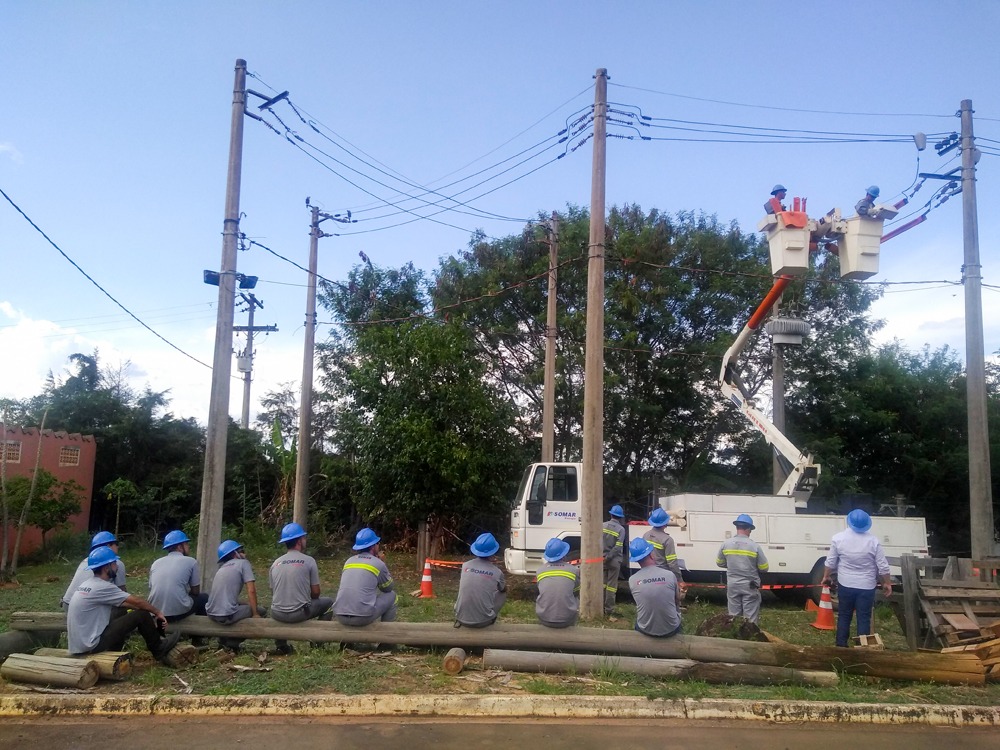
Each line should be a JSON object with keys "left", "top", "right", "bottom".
{"left": 234, "top": 293, "right": 278, "bottom": 429}
{"left": 293, "top": 202, "right": 332, "bottom": 528}
{"left": 959, "top": 99, "right": 995, "bottom": 558}
{"left": 196, "top": 59, "right": 247, "bottom": 590}
{"left": 581, "top": 68, "right": 608, "bottom": 620}
{"left": 770, "top": 316, "right": 786, "bottom": 494}
{"left": 541, "top": 212, "right": 559, "bottom": 463}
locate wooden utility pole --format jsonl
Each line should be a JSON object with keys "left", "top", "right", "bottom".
{"left": 960, "top": 99, "right": 995, "bottom": 558}
{"left": 581, "top": 68, "right": 608, "bottom": 620}
{"left": 234, "top": 294, "right": 276, "bottom": 429}
{"left": 293, "top": 202, "right": 329, "bottom": 527}
{"left": 541, "top": 212, "right": 559, "bottom": 462}
{"left": 196, "top": 59, "right": 247, "bottom": 589}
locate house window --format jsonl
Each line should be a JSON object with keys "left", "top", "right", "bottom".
{"left": 3, "top": 441, "right": 21, "bottom": 464}
{"left": 58, "top": 446, "right": 81, "bottom": 467}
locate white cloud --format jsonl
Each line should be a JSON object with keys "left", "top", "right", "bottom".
{"left": 0, "top": 142, "right": 24, "bottom": 164}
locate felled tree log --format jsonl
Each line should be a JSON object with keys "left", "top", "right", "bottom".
{"left": 483, "top": 649, "right": 839, "bottom": 686}
{"left": 442, "top": 648, "right": 467, "bottom": 675}
{"left": 34, "top": 648, "right": 133, "bottom": 681}
{"left": 0, "top": 630, "right": 58, "bottom": 661}
{"left": 10, "top": 611, "right": 985, "bottom": 685}
{"left": 0, "top": 653, "right": 99, "bottom": 689}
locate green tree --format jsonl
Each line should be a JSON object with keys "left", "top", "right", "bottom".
{"left": 6, "top": 470, "right": 83, "bottom": 551}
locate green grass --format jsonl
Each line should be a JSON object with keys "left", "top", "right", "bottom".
{"left": 3, "top": 547, "right": 998, "bottom": 705}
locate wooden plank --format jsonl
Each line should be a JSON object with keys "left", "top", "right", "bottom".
{"left": 901, "top": 554, "right": 922, "bottom": 651}
{"left": 941, "top": 614, "right": 979, "bottom": 631}
{"left": 9, "top": 611, "right": 986, "bottom": 685}
{"left": 921, "top": 588, "right": 1000, "bottom": 600}
{"left": 920, "top": 604, "right": 1000, "bottom": 616}
{"left": 917, "top": 579, "right": 1000, "bottom": 590}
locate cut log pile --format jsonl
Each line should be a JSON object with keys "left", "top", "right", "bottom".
{"left": 8, "top": 611, "right": 989, "bottom": 686}
{"left": 940, "top": 635, "right": 1000, "bottom": 682}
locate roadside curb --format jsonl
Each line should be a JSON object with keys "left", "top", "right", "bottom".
{"left": 1, "top": 694, "right": 998, "bottom": 726}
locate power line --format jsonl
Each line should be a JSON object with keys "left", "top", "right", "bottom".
{"left": 0, "top": 186, "right": 214, "bottom": 371}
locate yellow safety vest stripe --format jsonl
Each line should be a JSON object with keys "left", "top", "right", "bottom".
{"left": 722, "top": 549, "right": 758, "bottom": 558}
{"left": 603, "top": 528, "right": 620, "bottom": 538}
{"left": 537, "top": 570, "right": 578, "bottom": 582}
{"left": 345, "top": 562, "right": 380, "bottom": 576}
{"left": 648, "top": 540, "right": 664, "bottom": 550}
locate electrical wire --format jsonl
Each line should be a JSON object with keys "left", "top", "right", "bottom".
{"left": 0, "top": 186, "right": 214, "bottom": 371}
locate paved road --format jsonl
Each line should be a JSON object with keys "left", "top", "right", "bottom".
{"left": 1, "top": 717, "right": 998, "bottom": 749}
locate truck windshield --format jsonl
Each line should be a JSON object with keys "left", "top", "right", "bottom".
{"left": 511, "top": 466, "right": 533, "bottom": 509}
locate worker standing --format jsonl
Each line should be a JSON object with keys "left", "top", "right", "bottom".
{"left": 67, "top": 546, "right": 179, "bottom": 663}
{"left": 715, "top": 513, "right": 769, "bottom": 624}
{"left": 454, "top": 532, "right": 507, "bottom": 628}
{"left": 62, "top": 531, "right": 125, "bottom": 608}
{"left": 821, "top": 509, "right": 893, "bottom": 648}
{"left": 148, "top": 530, "right": 207, "bottom": 623}
{"left": 207, "top": 539, "right": 265, "bottom": 653}
{"left": 643, "top": 508, "right": 684, "bottom": 590}
{"left": 535, "top": 537, "right": 580, "bottom": 628}
{"left": 270, "top": 523, "right": 334, "bottom": 655}
{"left": 602, "top": 504, "right": 626, "bottom": 616}
{"left": 333, "top": 527, "right": 397, "bottom": 627}
{"left": 764, "top": 184, "right": 787, "bottom": 215}
{"left": 855, "top": 185, "right": 880, "bottom": 217}
{"left": 628, "top": 538, "right": 682, "bottom": 638}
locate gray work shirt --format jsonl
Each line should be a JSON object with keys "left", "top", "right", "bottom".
{"left": 148, "top": 551, "right": 199, "bottom": 617}
{"left": 62, "top": 556, "right": 125, "bottom": 607}
{"left": 207, "top": 557, "right": 255, "bottom": 618}
{"left": 716, "top": 536, "right": 769, "bottom": 586}
{"left": 454, "top": 558, "right": 506, "bottom": 626}
{"left": 602, "top": 519, "right": 624, "bottom": 562}
{"left": 629, "top": 565, "right": 681, "bottom": 637}
{"left": 535, "top": 561, "right": 580, "bottom": 626}
{"left": 269, "top": 550, "right": 321, "bottom": 614}
{"left": 643, "top": 527, "right": 682, "bottom": 578}
{"left": 67, "top": 574, "right": 129, "bottom": 654}
{"left": 333, "top": 553, "right": 394, "bottom": 618}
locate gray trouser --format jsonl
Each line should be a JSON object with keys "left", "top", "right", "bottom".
{"left": 271, "top": 598, "right": 334, "bottom": 624}
{"left": 210, "top": 604, "right": 267, "bottom": 648}
{"left": 603, "top": 556, "right": 621, "bottom": 614}
{"left": 726, "top": 580, "right": 761, "bottom": 624}
{"left": 335, "top": 591, "right": 398, "bottom": 627}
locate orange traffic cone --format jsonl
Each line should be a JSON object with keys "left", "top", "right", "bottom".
{"left": 804, "top": 598, "right": 819, "bottom": 613}
{"left": 810, "top": 585, "right": 835, "bottom": 630}
{"left": 419, "top": 559, "right": 435, "bottom": 598}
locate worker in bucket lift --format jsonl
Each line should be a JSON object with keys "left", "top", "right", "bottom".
{"left": 764, "top": 184, "right": 787, "bottom": 214}
{"left": 602, "top": 504, "right": 626, "bottom": 616}
{"left": 855, "top": 185, "right": 881, "bottom": 217}
{"left": 715, "top": 514, "right": 769, "bottom": 624}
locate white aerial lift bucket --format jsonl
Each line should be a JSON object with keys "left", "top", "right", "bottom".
{"left": 757, "top": 211, "right": 811, "bottom": 277}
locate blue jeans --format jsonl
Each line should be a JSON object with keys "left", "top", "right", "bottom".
{"left": 836, "top": 585, "right": 875, "bottom": 647}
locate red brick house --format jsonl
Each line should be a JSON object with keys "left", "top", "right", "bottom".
{"left": 2, "top": 426, "right": 96, "bottom": 562}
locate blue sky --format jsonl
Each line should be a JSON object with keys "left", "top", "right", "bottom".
{"left": 3, "top": 1, "right": 999, "bottom": 423}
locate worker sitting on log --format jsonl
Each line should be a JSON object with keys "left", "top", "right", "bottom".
{"left": 333, "top": 527, "right": 397, "bottom": 627}
{"left": 628, "top": 538, "right": 683, "bottom": 638}
{"left": 148, "top": 530, "right": 208, "bottom": 625}
{"left": 454, "top": 533, "right": 507, "bottom": 628}
{"left": 715, "top": 513, "right": 769, "bottom": 625}
{"left": 67, "top": 546, "right": 179, "bottom": 664}
{"left": 535, "top": 537, "right": 580, "bottom": 628}
{"left": 207, "top": 539, "right": 265, "bottom": 654}
{"left": 602, "top": 505, "right": 625, "bottom": 617}
{"left": 270, "top": 523, "right": 334, "bottom": 655}
{"left": 61, "top": 531, "right": 126, "bottom": 609}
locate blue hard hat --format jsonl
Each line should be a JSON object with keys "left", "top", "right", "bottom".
{"left": 352, "top": 527, "right": 381, "bottom": 551}
{"left": 609, "top": 504, "right": 624, "bottom": 518}
{"left": 217, "top": 539, "right": 244, "bottom": 561}
{"left": 771, "top": 184, "right": 787, "bottom": 195}
{"left": 162, "top": 530, "right": 190, "bottom": 550}
{"left": 648, "top": 508, "right": 670, "bottom": 528}
{"left": 90, "top": 531, "right": 118, "bottom": 551}
{"left": 87, "top": 545, "right": 119, "bottom": 570}
{"left": 629, "top": 537, "right": 654, "bottom": 563}
{"left": 279, "top": 522, "right": 307, "bottom": 545}
{"left": 543, "top": 538, "right": 571, "bottom": 563}
{"left": 734, "top": 513, "right": 755, "bottom": 530}
{"left": 847, "top": 509, "right": 872, "bottom": 533}
{"left": 866, "top": 185, "right": 880, "bottom": 198}
{"left": 470, "top": 532, "right": 500, "bottom": 558}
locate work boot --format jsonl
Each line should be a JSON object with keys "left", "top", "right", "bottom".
{"left": 153, "top": 631, "right": 181, "bottom": 663}
{"left": 275, "top": 640, "right": 295, "bottom": 656}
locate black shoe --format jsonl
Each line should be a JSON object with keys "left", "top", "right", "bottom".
{"left": 154, "top": 631, "right": 181, "bottom": 662}
{"left": 275, "top": 641, "right": 295, "bottom": 656}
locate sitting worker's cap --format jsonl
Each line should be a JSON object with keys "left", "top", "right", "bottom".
{"left": 629, "top": 537, "right": 654, "bottom": 563}
{"left": 733, "top": 513, "right": 755, "bottom": 529}
{"left": 162, "top": 530, "right": 190, "bottom": 550}
{"left": 648, "top": 507, "right": 670, "bottom": 528}
{"left": 87, "top": 545, "right": 119, "bottom": 570}
{"left": 470, "top": 532, "right": 500, "bottom": 558}
{"left": 217, "top": 539, "right": 244, "bottom": 561}
{"left": 353, "top": 527, "right": 381, "bottom": 551}
{"left": 542, "top": 537, "right": 571, "bottom": 563}
{"left": 609, "top": 504, "right": 624, "bottom": 518}
{"left": 90, "top": 531, "right": 118, "bottom": 551}
{"left": 847, "top": 509, "right": 872, "bottom": 533}
{"left": 278, "top": 522, "right": 307, "bottom": 544}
